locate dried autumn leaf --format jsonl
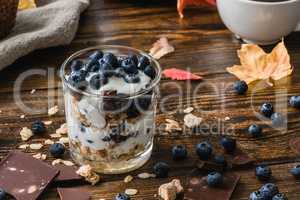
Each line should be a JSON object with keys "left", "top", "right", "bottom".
{"left": 149, "top": 37, "right": 174, "bottom": 60}
{"left": 177, "top": 0, "right": 216, "bottom": 18}
{"left": 163, "top": 68, "right": 202, "bottom": 80}
{"left": 227, "top": 41, "right": 293, "bottom": 86}
{"left": 18, "top": 0, "right": 36, "bottom": 10}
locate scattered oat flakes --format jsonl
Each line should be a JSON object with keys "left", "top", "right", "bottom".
{"left": 58, "top": 137, "right": 69, "bottom": 144}
{"left": 158, "top": 179, "right": 184, "bottom": 200}
{"left": 48, "top": 105, "right": 59, "bottom": 116}
{"left": 149, "top": 37, "right": 175, "bottom": 60}
{"left": 43, "top": 120, "right": 53, "bottom": 125}
{"left": 76, "top": 165, "right": 100, "bottom": 185}
{"left": 30, "top": 89, "right": 36, "bottom": 94}
{"left": 18, "top": 144, "right": 29, "bottom": 149}
{"left": 29, "top": 143, "right": 43, "bottom": 150}
{"left": 50, "top": 133, "right": 62, "bottom": 138}
{"left": 56, "top": 123, "right": 68, "bottom": 134}
{"left": 52, "top": 159, "right": 62, "bottom": 166}
{"left": 20, "top": 127, "right": 33, "bottom": 141}
{"left": 20, "top": 114, "right": 25, "bottom": 119}
{"left": 183, "top": 107, "right": 194, "bottom": 114}
{"left": 124, "top": 175, "right": 134, "bottom": 183}
{"left": 224, "top": 116, "right": 230, "bottom": 121}
{"left": 125, "top": 189, "right": 138, "bottom": 196}
{"left": 44, "top": 139, "right": 54, "bottom": 145}
{"left": 0, "top": 110, "right": 2, "bottom": 113}
{"left": 137, "top": 172, "right": 156, "bottom": 179}
{"left": 184, "top": 113, "right": 202, "bottom": 128}
{"left": 62, "top": 160, "right": 74, "bottom": 166}
{"left": 165, "top": 119, "right": 182, "bottom": 133}
{"left": 27, "top": 185, "right": 37, "bottom": 194}
{"left": 32, "top": 153, "right": 47, "bottom": 160}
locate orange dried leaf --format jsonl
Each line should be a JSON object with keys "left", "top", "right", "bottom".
{"left": 149, "top": 37, "right": 175, "bottom": 60}
{"left": 177, "top": 0, "right": 216, "bottom": 18}
{"left": 18, "top": 0, "right": 36, "bottom": 10}
{"left": 226, "top": 41, "right": 293, "bottom": 86}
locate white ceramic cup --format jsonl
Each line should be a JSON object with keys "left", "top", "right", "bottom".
{"left": 216, "top": 0, "right": 300, "bottom": 45}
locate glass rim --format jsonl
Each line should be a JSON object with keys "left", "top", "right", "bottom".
{"left": 60, "top": 45, "right": 162, "bottom": 99}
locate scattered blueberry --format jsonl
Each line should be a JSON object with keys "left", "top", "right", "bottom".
{"left": 138, "top": 56, "right": 150, "bottom": 70}
{"left": 196, "top": 141, "right": 213, "bottom": 160}
{"left": 272, "top": 193, "right": 288, "bottom": 200}
{"left": 121, "top": 58, "right": 138, "bottom": 74}
{"left": 115, "top": 193, "right": 130, "bottom": 200}
{"left": 207, "top": 172, "right": 223, "bottom": 187}
{"left": 0, "top": 188, "right": 6, "bottom": 200}
{"left": 233, "top": 80, "right": 248, "bottom": 95}
{"left": 248, "top": 124, "right": 263, "bottom": 137}
{"left": 102, "top": 52, "right": 118, "bottom": 67}
{"left": 259, "top": 183, "right": 279, "bottom": 200}
{"left": 153, "top": 162, "right": 170, "bottom": 178}
{"left": 49, "top": 143, "right": 65, "bottom": 158}
{"left": 70, "top": 60, "right": 83, "bottom": 72}
{"left": 89, "top": 74, "right": 108, "bottom": 90}
{"left": 144, "top": 65, "right": 156, "bottom": 79}
{"left": 213, "top": 155, "right": 227, "bottom": 168}
{"left": 31, "top": 120, "right": 46, "bottom": 134}
{"left": 171, "top": 145, "right": 188, "bottom": 160}
{"left": 271, "top": 113, "right": 285, "bottom": 127}
{"left": 123, "top": 73, "right": 140, "bottom": 83}
{"left": 261, "top": 103, "right": 274, "bottom": 118}
{"left": 290, "top": 96, "right": 300, "bottom": 109}
{"left": 290, "top": 165, "right": 300, "bottom": 178}
{"left": 249, "top": 191, "right": 265, "bottom": 200}
{"left": 255, "top": 165, "right": 272, "bottom": 181}
{"left": 220, "top": 137, "right": 236, "bottom": 153}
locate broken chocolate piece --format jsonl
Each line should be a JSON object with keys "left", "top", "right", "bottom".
{"left": 54, "top": 165, "right": 83, "bottom": 183}
{"left": 289, "top": 138, "right": 300, "bottom": 155}
{"left": 196, "top": 160, "right": 225, "bottom": 172}
{"left": 185, "top": 173, "right": 240, "bottom": 200}
{"left": 0, "top": 151, "right": 59, "bottom": 200}
{"left": 57, "top": 187, "right": 90, "bottom": 200}
{"left": 229, "top": 149, "right": 253, "bottom": 168}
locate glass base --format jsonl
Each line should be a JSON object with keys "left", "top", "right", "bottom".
{"left": 70, "top": 143, "right": 153, "bottom": 174}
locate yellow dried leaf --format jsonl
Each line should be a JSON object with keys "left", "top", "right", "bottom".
{"left": 18, "top": 0, "right": 36, "bottom": 10}
{"left": 227, "top": 41, "right": 293, "bottom": 86}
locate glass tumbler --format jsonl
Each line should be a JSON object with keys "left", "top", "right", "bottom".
{"left": 60, "top": 45, "right": 161, "bottom": 174}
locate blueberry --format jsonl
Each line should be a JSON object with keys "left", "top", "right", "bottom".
{"left": 31, "top": 120, "right": 46, "bottom": 134}
{"left": 196, "top": 141, "right": 212, "bottom": 160}
{"left": 138, "top": 56, "right": 150, "bottom": 70}
{"left": 213, "top": 155, "right": 227, "bottom": 168}
{"left": 89, "top": 64, "right": 100, "bottom": 72}
{"left": 86, "top": 51, "right": 103, "bottom": 69}
{"left": 68, "top": 70, "right": 87, "bottom": 89}
{"left": 249, "top": 191, "right": 265, "bottom": 200}
{"left": 123, "top": 73, "right": 140, "bottom": 83}
{"left": 220, "top": 137, "right": 236, "bottom": 153}
{"left": 109, "top": 125, "right": 128, "bottom": 143}
{"left": 255, "top": 165, "right": 272, "bottom": 181}
{"left": 207, "top": 172, "right": 223, "bottom": 187}
{"left": 102, "top": 53, "right": 118, "bottom": 67}
{"left": 171, "top": 145, "right": 188, "bottom": 160}
{"left": 70, "top": 60, "right": 83, "bottom": 72}
{"left": 261, "top": 103, "right": 274, "bottom": 118}
{"left": 233, "top": 80, "right": 248, "bottom": 95}
{"left": 99, "top": 59, "right": 114, "bottom": 77}
{"left": 290, "top": 96, "right": 300, "bottom": 109}
{"left": 114, "top": 67, "right": 126, "bottom": 78}
{"left": 121, "top": 58, "right": 138, "bottom": 74}
{"left": 115, "top": 193, "right": 130, "bottom": 200}
{"left": 89, "top": 74, "right": 108, "bottom": 90}
{"left": 259, "top": 183, "right": 279, "bottom": 200}
{"left": 144, "top": 65, "right": 156, "bottom": 79}
{"left": 128, "top": 54, "right": 138, "bottom": 66}
{"left": 153, "top": 162, "right": 170, "bottom": 178}
{"left": 272, "top": 193, "right": 288, "bottom": 200}
{"left": 0, "top": 188, "right": 6, "bottom": 200}
{"left": 248, "top": 124, "right": 263, "bottom": 137}
{"left": 49, "top": 143, "right": 65, "bottom": 158}
{"left": 290, "top": 165, "right": 300, "bottom": 178}
{"left": 271, "top": 113, "right": 285, "bottom": 127}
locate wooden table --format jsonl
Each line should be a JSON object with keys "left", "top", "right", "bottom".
{"left": 1, "top": 0, "right": 300, "bottom": 199}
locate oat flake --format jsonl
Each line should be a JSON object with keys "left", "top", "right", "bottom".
{"left": 44, "top": 139, "right": 54, "bottom": 145}
{"left": 124, "top": 175, "right": 133, "bottom": 183}
{"left": 125, "top": 189, "right": 138, "bottom": 196}
{"left": 48, "top": 105, "right": 59, "bottom": 116}
{"left": 137, "top": 172, "right": 156, "bottom": 179}
{"left": 184, "top": 113, "right": 202, "bottom": 128}
{"left": 29, "top": 143, "right": 43, "bottom": 150}
{"left": 20, "top": 127, "right": 33, "bottom": 141}
{"left": 183, "top": 107, "right": 194, "bottom": 114}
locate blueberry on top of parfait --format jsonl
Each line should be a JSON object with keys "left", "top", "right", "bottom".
{"left": 138, "top": 55, "right": 150, "bottom": 70}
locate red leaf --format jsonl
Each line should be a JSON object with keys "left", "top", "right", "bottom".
{"left": 177, "top": 0, "right": 216, "bottom": 18}
{"left": 163, "top": 68, "right": 202, "bottom": 80}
